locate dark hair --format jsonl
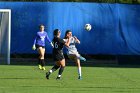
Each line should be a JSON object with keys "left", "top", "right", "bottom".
{"left": 64, "top": 30, "right": 71, "bottom": 39}
{"left": 53, "top": 29, "right": 60, "bottom": 36}
{"left": 39, "top": 24, "right": 45, "bottom": 28}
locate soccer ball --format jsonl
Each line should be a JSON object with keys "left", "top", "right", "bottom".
{"left": 85, "top": 24, "right": 92, "bottom": 31}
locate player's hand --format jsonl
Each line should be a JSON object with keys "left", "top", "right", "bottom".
{"left": 50, "top": 42, "right": 54, "bottom": 48}
{"left": 73, "top": 36, "right": 77, "bottom": 40}
{"left": 32, "top": 45, "right": 36, "bottom": 50}
{"left": 67, "top": 35, "right": 71, "bottom": 39}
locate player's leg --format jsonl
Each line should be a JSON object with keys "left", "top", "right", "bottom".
{"left": 37, "top": 47, "right": 45, "bottom": 70}
{"left": 56, "top": 59, "right": 65, "bottom": 80}
{"left": 75, "top": 52, "right": 86, "bottom": 61}
{"left": 41, "top": 48, "right": 46, "bottom": 70}
{"left": 69, "top": 54, "right": 82, "bottom": 79}
{"left": 46, "top": 53, "right": 61, "bottom": 79}
{"left": 75, "top": 58, "right": 82, "bottom": 79}
{"left": 38, "top": 57, "right": 42, "bottom": 69}
{"left": 46, "top": 62, "right": 60, "bottom": 79}
{"left": 79, "top": 55, "right": 86, "bottom": 61}
{"left": 37, "top": 47, "right": 42, "bottom": 69}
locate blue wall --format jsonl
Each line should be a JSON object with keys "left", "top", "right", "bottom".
{"left": 0, "top": 2, "right": 140, "bottom": 55}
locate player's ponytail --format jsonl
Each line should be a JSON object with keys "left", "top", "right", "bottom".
{"left": 64, "top": 30, "right": 71, "bottom": 39}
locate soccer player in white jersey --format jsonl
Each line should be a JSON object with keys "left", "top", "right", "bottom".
{"left": 64, "top": 30, "right": 86, "bottom": 79}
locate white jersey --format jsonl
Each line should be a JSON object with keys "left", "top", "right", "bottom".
{"left": 63, "top": 37, "right": 80, "bottom": 56}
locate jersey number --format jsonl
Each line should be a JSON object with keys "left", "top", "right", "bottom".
{"left": 54, "top": 42, "right": 58, "bottom": 48}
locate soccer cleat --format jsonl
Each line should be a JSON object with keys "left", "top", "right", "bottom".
{"left": 56, "top": 77, "right": 61, "bottom": 80}
{"left": 79, "top": 56, "right": 86, "bottom": 61}
{"left": 42, "top": 67, "right": 46, "bottom": 70}
{"left": 38, "top": 65, "right": 42, "bottom": 70}
{"left": 78, "top": 76, "right": 82, "bottom": 80}
{"left": 46, "top": 72, "right": 50, "bottom": 79}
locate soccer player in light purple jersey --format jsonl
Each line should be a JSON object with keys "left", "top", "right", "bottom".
{"left": 32, "top": 24, "right": 53, "bottom": 70}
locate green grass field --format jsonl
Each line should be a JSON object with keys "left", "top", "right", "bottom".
{"left": 0, "top": 65, "right": 140, "bottom": 93}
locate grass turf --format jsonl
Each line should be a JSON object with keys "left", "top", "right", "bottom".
{"left": 0, "top": 65, "right": 140, "bottom": 93}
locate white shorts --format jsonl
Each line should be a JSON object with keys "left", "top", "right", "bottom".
{"left": 67, "top": 51, "right": 80, "bottom": 59}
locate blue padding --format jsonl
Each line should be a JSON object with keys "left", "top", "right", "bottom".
{"left": 0, "top": 2, "right": 140, "bottom": 55}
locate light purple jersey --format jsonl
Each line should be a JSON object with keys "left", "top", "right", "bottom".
{"left": 33, "top": 31, "right": 51, "bottom": 46}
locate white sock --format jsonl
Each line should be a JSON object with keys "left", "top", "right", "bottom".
{"left": 78, "top": 67, "right": 82, "bottom": 77}
{"left": 58, "top": 75, "right": 61, "bottom": 77}
{"left": 49, "top": 70, "right": 52, "bottom": 73}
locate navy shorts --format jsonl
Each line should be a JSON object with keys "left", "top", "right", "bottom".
{"left": 53, "top": 52, "right": 64, "bottom": 61}
{"left": 35, "top": 44, "right": 45, "bottom": 49}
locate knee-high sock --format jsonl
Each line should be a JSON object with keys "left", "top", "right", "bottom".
{"left": 58, "top": 67, "right": 65, "bottom": 77}
{"left": 79, "top": 56, "right": 86, "bottom": 61}
{"left": 49, "top": 65, "right": 60, "bottom": 73}
{"left": 38, "top": 58, "right": 41, "bottom": 65}
{"left": 40, "top": 59, "right": 45, "bottom": 66}
{"left": 78, "top": 67, "right": 82, "bottom": 77}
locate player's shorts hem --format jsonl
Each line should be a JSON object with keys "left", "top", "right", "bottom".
{"left": 53, "top": 58, "right": 65, "bottom": 61}
{"left": 35, "top": 44, "right": 45, "bottom": 49}
{"left": 53, "top": 54, "right": 65, "bottom": 61}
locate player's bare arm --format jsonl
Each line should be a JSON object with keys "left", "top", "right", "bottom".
{"left": 73, "top": 36, "right": 80, "bottom": 44}
{"left": 65, "top": 37, "right": 70, "bottom": 47}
